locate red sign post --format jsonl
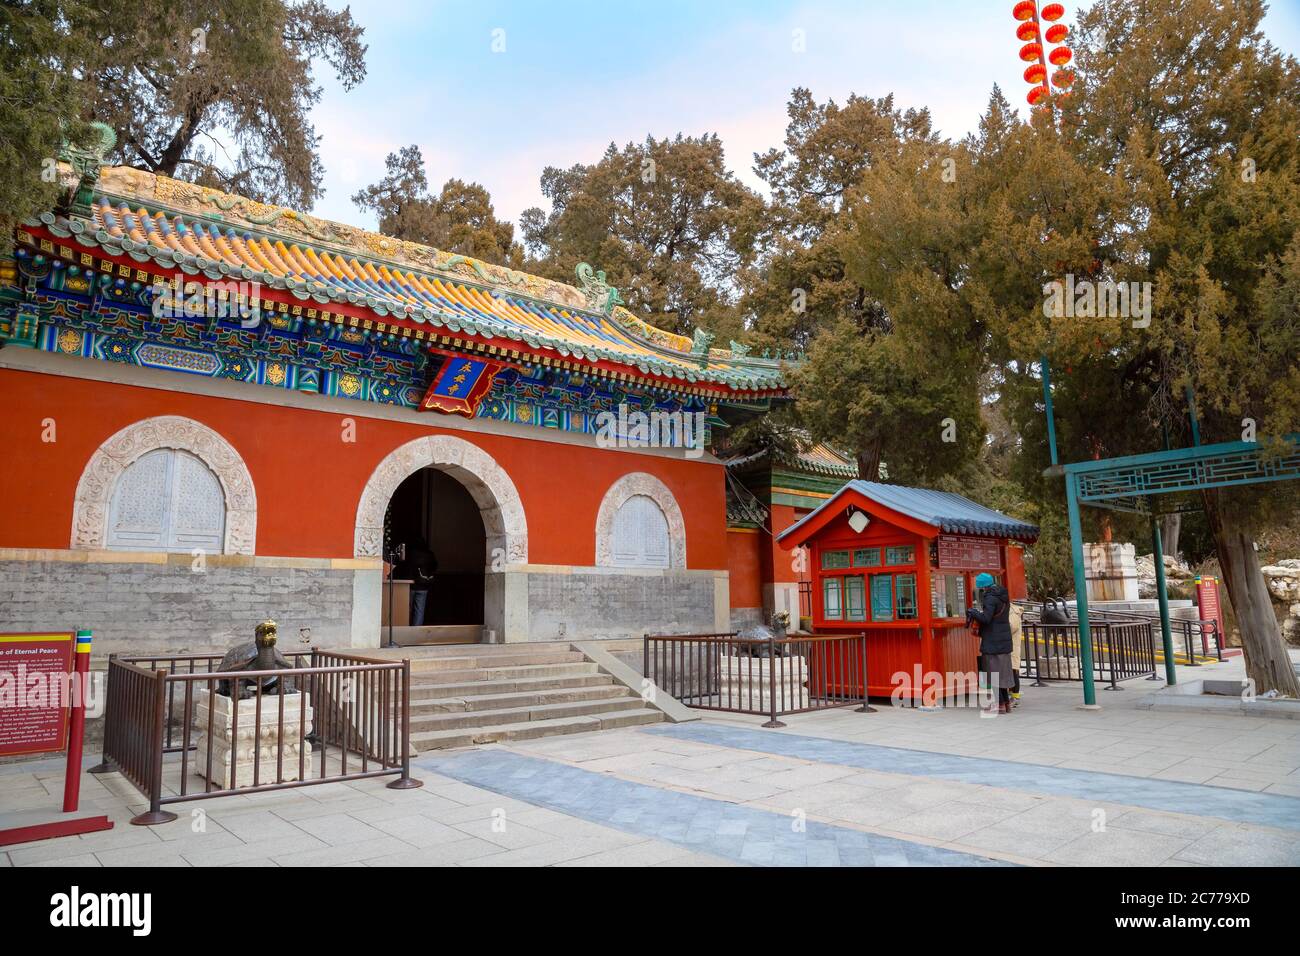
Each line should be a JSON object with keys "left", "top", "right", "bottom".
{"left": 0, "top": 629, "right": 113, "bottom": 846}
{"left": 1195, "top": 576, "right": 1223, "bottom": 657}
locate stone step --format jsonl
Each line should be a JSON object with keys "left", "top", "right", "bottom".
{"left": 411, "top": 662, "right": 601, "bottom": 685}
{"left": 409, "top": 672, "right": 613, "bottom": 700}
{"left": 410, "top": 708, "right": 664, "bottom": 752}
{"left": 410, "top": 683, "right": 629, "bottom": 716}
{"left": 409, "top": 695, "right": 647, "bottom": 732}
{"left": 406, "top": 650, "right": 587, "bottom": 673}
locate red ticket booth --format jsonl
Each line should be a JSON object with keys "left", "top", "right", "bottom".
{"left": 777, "top": 481, "right": 1038, "bottom": 704}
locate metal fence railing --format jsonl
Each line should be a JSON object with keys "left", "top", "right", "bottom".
{"left": 1017, "top": 600, "right": 1223, "bottom": 665}
{"left": 1021, "top": 620, "right": 1159, "bottom": 690}
{"left": 92, "top": 649, "right": 420, "bottom": 825}
{"left": 643, "top": 631, "right": 874, "bottom": 728}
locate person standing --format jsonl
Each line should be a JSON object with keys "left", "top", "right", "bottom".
{"left": 402, "top": 539, "right": 438, "bottom": 627}
{"left": 968, "top": 572, "right": 1014, "bottom": 715}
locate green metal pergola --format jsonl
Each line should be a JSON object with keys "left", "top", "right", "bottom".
{"left": 1040, "top": 359, "right": 1300, "bottom": 706}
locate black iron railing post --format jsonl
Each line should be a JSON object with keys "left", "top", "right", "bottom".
{"left": 388, "top": 658, "right": 422, "bottom": 789}
{"left": 130, "top": 667, "right": 178, "bottom": 826}
{"left": 855, "top": 632, "right": 876, "bottom": 713}
{"left": 762, "top": 637, "right": 785, "bottom": 728}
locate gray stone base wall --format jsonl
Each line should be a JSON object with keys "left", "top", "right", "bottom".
{"left": 519, "top": 567, "right": 729, "bottom": 642}
{"left": 0, "top": 551, "right": 729, "bottom": 655}
{"left": 0, "top": 554, "right": 371, "bottom": 657}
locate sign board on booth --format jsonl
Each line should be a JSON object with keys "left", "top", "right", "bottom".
{"left": 0, "top": 632, "right": 75, "bottom": 757}
{"left": 936, "top": 535, "right": 1001, "bottom": 571}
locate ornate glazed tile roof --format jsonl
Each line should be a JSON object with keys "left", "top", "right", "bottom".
{"left": 778, "top": 480, "right": 1040, "bottom": 543}
{"left": 26, "top": 166, "right": 788, "bottom": 393}
{"left": 724, "top": 437, "right": 859, "bottom": 478}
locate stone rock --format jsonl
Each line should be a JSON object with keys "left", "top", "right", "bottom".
{"left": 1135, "top": 553, "right": 1193, "bottom": 599}
{"left": 1282, "top": 603, "right": 1300, "bottom": 645}
{"left": 1260, "top": 562, "right": 1300, "bottom": 603}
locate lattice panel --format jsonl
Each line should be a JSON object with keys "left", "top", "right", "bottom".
{"left": 1077, "top": 444, "right": 1300, "bottom": 506}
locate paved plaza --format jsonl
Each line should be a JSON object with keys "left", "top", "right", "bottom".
{"left": 2, "top": 654, "right": 1298, "bottom": 867}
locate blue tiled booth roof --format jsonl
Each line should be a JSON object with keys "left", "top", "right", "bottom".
{"left": 778, "top": 480, "right": 1041, "bottom": 544}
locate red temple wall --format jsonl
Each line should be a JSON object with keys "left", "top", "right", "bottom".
{"left": 725, "top": 528, "right": 763, "bottom": 610}
{"left": 0, "top": 368, "right": 728, "bottom": 568}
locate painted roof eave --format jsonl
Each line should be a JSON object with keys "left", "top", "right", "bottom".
{"left": 29, "top": 213, "right": 788, "bottom": 393}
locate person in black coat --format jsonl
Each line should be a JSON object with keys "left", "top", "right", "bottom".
{"left": 400, "top": 539, "right": 438, "bottom": 627}
{"left": 967, "top": 573, "right": 1013, "bottom": 714}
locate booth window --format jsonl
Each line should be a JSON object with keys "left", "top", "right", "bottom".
{"left": 885, "top": 545, "right": 914, "bottom": 565}
{"left": 844, "top": 575, "right": 866, "bottom": 621}
{"left": 107, "top": 448, "right": 226, "bottom": 552}
{"left": 895, "top": 574, "right": 918, "bottom": 619}
{"left": 853, "top": 547, "right": 881, "bottom": 567}
{"left": 931, "top": 572, "right": 967, "bottom": 618}
{"left": 823, "top": 577, "right": 843, "bottom": 619}
{"left": 822, "top": 549, "right": 850, "bottom": 570}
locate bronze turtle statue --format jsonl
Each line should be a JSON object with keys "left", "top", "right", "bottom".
{"left": 217, "top": 619, "right": 296, "bottom": 698}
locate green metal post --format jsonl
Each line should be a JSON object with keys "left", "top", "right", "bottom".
{"left": 1150, "top": 512, "right": 1177, "bottom": 684}
{"left": 1065, "top": 472, "right": 1097, "bottom": 706}
{"left": 1041, "top": 355, "right": 1059, "bottom": 467}
{"left": 1185, "top": 385, "right": 1201, "bottom": 447}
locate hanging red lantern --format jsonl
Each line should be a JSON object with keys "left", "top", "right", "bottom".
{"left": 1024, "top": 63, "right": 1047, "bottom": 84}
{"left": 1027, "top": 85, "right": 1049, "bottom": 106}
{"left": 1049, "top": 45, "right": 1073, "bottom": 65}
{"left": 1017, "top": 21, "right": 1038, "bottom": 41}
{"left": 1013, "top": 1, "right": 1038, "bottom": 21}
{"left": 1045, "top": 23, "right": 1068, "bottom": 43}
{"left": 1020, "top": 41, "right": 1044, "bottom": 62}
{"left": 1052, "top": 68, "right": 1075, "bottom": 88}
{"left": 1041, "top": 3, "right": 1065, "bottom": 20}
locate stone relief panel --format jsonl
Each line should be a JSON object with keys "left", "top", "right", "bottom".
{"left": 594, "top": 472, "right": 687, "bottom": 569}
{"left": 70, "top": 415, "right": 257, "bottom": 555}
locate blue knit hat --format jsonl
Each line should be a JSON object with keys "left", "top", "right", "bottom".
{"left": 975, "top": 573, "right": 996, "bottom": 588}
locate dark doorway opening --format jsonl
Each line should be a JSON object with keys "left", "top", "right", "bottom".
{"left": 384, "top": 467, "right": 486, "bottom": 629}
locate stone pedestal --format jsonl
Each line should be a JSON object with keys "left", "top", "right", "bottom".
{"left": 194, "top": 688, "right": 313, "bottom": 787}
{"left": 1085, "top": 542, "right": 1140, "bottom": 601}
{"left": 1037, "top": 655, "right": 1083, "bottom": 680}
{"left": 719, "top": 654, "right": 808, "bottom": 710}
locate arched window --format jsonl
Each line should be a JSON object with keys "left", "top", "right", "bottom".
{"left": 609, "top": 494, "right": 670, "bottom": 568}
{"left": 107, "top": 448, "right": 226, "bottom": 552}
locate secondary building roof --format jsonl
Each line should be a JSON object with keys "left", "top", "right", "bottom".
{"left": 23, "top": 164, "right": 788, "bottom": 395}
{"left": 778, "top": 479, "right": 1040, "bottom": 544}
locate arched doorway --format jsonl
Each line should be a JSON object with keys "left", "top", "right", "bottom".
{"left": 355, "top": 435, "right": 529, "bottom": 645}
{"left": 384, "top": 468, "right": 486, "bottom": 633}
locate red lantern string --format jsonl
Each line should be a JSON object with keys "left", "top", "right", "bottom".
{"left": 1011, "top": 1, "right": 1075, "bottom": 110}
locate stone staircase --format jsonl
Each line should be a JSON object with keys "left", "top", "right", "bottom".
{"left": 395, "top": 644, "right": 664, "bottom": 751}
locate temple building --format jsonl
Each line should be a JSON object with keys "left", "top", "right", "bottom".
{"left": 0, "top": 141, "right": 793, "bottom": 655}
{"left": 722, "top": 437, "right": 859, "bottom": 631}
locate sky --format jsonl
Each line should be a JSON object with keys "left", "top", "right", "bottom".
{"left": 307, "top": 0, "right": 1300, "bottom": 230}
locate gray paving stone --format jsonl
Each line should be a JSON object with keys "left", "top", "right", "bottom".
{"left": 417, "top": 749, "right": 1011, "bottom": 867}
{"left": 644, "top": 723, "right": 1300, "bottom": 832}
{"left": 1173, "top": 826, "right": 1300, "bottom": 866}
{"left": 1044, "top": 828, "right": 1192, "bottom": 866}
